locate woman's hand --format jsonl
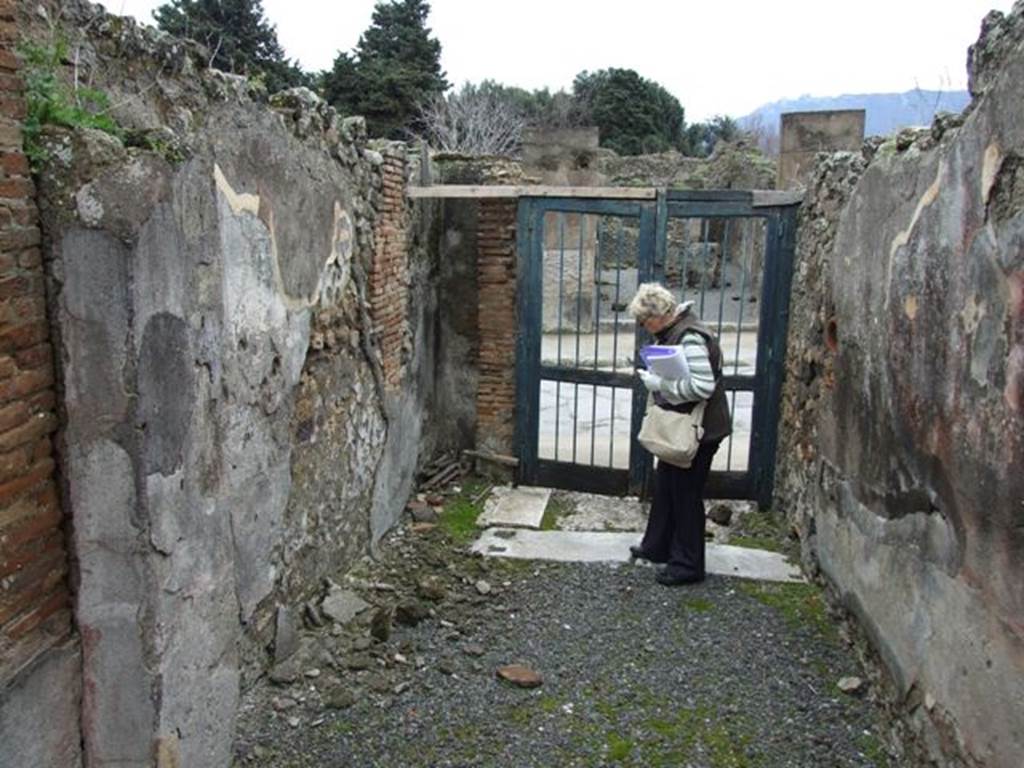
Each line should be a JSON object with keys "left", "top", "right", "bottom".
{"left": 637, "top": 368, "right": 688, "bottom": 404}
{"left": 636, "top": 368, "right": 663, "bottom": 392}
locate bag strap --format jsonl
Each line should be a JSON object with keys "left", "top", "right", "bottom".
{"left": 692, "top": 398, "right": 709, "bottom": 424}
{"left": 648, "top": 393, "right": 709, "bottom": 422}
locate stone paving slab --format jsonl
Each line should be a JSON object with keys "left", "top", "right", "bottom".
{"left": 476, "top": 486, "right": 552, "bottom": 529}
{"left": 472, "top": 528, "right": 804, "bottom": 583}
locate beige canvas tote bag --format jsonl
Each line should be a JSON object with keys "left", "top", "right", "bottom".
{"left": 637, "top": 396, "right": 707, "bottom": 469}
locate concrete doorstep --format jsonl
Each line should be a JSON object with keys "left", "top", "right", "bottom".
{"left": 475, "top": 486, "right": 551, "bottom": 529}
{"left": 471, "top": 528, "right": 804, "bottom": 584}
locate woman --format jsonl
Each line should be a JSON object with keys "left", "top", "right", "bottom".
{"left": 627, "top": 283, "right": 732, "bottom": 585}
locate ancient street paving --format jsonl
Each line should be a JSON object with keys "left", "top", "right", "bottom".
{"left": 234, "top": 487, "right": 892, "bottom": 767}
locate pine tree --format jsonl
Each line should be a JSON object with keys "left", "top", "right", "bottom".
{"left": 323, "top": 0, "right": 448, "bottom": 139}
{"left": 573, "top": 68, "right": 686, "bottom": 155}
{"left": 154, "top": 0, "right": 305, "bottom": 93}
{"left": 681, "top": 115, "right": 741, "bottom": 157}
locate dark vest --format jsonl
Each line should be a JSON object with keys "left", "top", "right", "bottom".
{"left": 652, "top": 309, "right": 732, "bottom": 445}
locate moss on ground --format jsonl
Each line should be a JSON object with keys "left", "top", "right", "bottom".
{"left": 437, "top": 479, "right": 490, "bottom": 544}
{"left": 727, "top": 508, "right": 790, "bottom": 554}
{"left": 858, "top": 730, "right": 891, "bottom": 767}
{"left": 499, "top": 700, "right": 537, "bottom": 728}
{"left": 540, "top": 492, "right": 574, "bottom": 530}
{"left": 573, "top": 687, "right": 763, "bottom": 767}
{"left": 681, "top": 596, "right": 715, "bottom": 613}
{"left": 537, "top": 695, "right": 560, "bottom": 714}
{"left": 737, "top": 581, "right": 837, "bottom": 642}
{"left": 497, "top": 558, "right": 538, "bottom": 576}
{"left": 606, "top": 731, "right": 635, "bottom": 761}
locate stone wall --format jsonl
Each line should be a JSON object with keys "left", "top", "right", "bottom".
{"left": 0, "top": 0, "right": 82, "bottom": 763}
{"left": 13, "top": 2, "right": 443, "bottom": 764}
{"left": 517, "top": 128, "right": 778, "bottom": 192}
{"left": 775, "top": 6, "right": 1024, "bottom": 767}
{"left": 597, "top": 140, "right": 776, "bottom": 191}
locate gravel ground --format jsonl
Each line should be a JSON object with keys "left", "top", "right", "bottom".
{"left": 234, "top": 510, "right": 893, "bottom": 768}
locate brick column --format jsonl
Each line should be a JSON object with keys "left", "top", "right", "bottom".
{"left": 0, "top": 2, "right": 71, "bottom": 676}
{"left": 369, "top": 147, "right": 411, "bottom": 389}
{"left": 475, "top": 199, "right": 518, "bottom": 457}
{"left": 0, "top": 12, "right": 81, "bottom": 768}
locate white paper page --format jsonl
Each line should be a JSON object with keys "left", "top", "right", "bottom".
{"left": 644, "top": 346, "right": 690, "bottom": 380}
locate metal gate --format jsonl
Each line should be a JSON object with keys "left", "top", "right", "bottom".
{"left": 514, "top": 190, "right": 799, "bottom": 506}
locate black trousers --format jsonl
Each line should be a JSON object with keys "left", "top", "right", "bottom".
{"left": 640, "top": 441, "right": 719, "bottom": 579}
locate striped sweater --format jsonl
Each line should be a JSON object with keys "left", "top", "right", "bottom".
{"left": 657, "top": 333, "right": 716, "bottom": 404}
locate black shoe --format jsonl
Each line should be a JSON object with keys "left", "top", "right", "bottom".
{"left": 655, "top": 568, "right": 704, "bottom": 586}
{"left": 629, "top": 545, "right": 667, "bottom": 564}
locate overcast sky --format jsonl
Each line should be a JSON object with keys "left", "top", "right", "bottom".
{"left": 99, "top": 0, "right": 1014, "bottom": 121}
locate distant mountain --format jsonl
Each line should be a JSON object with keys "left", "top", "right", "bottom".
{"left": 739, "top": 90, "right": 971, "bottom": 138}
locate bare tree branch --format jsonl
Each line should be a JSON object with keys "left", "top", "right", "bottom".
{"left": 417, "top": 84, "right": 526, "bottom": 156}
{"left": 741, "top": 113, "right": 780, "bottom": 157}
{"left": 208, "top": 33, "right": 223, "bottom": 71}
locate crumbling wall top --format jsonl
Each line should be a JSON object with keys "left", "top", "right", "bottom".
{"left": 968, "top": 0, "right": 1024, "bottom": 100}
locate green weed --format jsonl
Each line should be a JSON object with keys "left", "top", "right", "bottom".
{"left": 437, "top": 479, "right": 489, "bottom": 545}
{"left": 19, "top": 37, "right": 123, "bottom": 169}
{"left": 727, "top": 509, "right": 789, "bottom": 554}
{"left": 858, "top": 730, "right": 890, "bottom": 767}
{"left": 606, "top": 732, "right": 634, "bottom": 761}
{"left": 126, "top": 129, "right": 187, "bottom": 164}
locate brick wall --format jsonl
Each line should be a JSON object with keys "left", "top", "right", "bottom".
{"left": 369, "top": 146, "right": 411, "bottom": 389}
{"left": 0, "top": 1, "right": 71, "bottom": 678}
{"left": 475, "top": 200, "right": 518, "bottom": 456}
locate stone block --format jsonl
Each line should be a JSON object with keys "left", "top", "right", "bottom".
{"left": 137, "top": 312, "right": 194, "bottom": 476}
{"left": 80, "top": 610, "right": 157, "bottom": 765}
{"left": 59, "top": 229, "right": 132, "bottom": 434}
{"left": 320, "top": 589, "right": 370, "bottom": 625}
{"left": 371, "top": 391, "right": 423, "bottom": 543}
{"left": 273, "top": 605, "right": 299, "bottom": 665}
{"left": 0, "top": 642, "right": 83, "bottom": 768}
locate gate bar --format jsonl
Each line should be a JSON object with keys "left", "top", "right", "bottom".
{"left": 608, "top": 227, "right": 625, "bottom": 467}
{"left": 572, "top": 215, "right": 585, "bottom": 463}
{"left": 590, "top": 226, "right": 602, "bottom": 466}
{"left": 630, "top": 202, "right": 658, "bottom": 495}
{"left": 554, "top": 213, "right": 566, "bottom": 461}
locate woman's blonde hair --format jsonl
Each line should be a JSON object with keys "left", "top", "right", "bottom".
{"left": 627, "top": 282, "right": 677, "bottom": 323}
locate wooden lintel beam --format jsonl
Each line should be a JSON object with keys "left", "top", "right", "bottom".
{"left": 406, "top": 185, "right": 657, "bottom": 200}
{"left": 751, "top": 189, "right": 805, "bottom": 207}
